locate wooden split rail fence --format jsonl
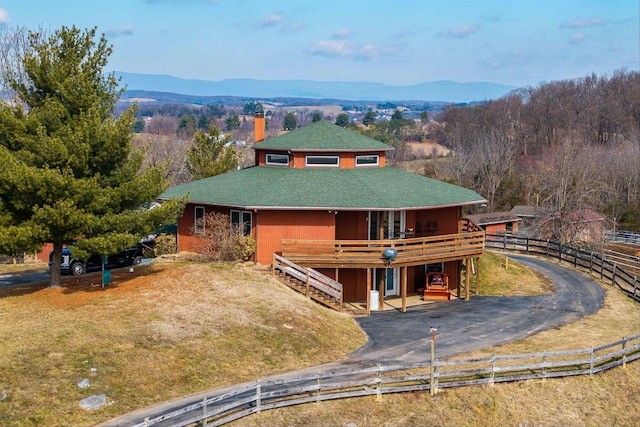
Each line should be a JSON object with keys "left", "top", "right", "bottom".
{"left": 134, "top": 334, "right": 640, "bottom": 427}
{"left": 486, "top": 233, "right": 640, "bottom": 302}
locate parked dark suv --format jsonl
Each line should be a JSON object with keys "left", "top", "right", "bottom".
{"left": 51, "top": 239, "right": 155, "bottom": 276}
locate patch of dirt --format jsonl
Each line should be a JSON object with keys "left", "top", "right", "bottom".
{"left": 408, "top": 140, "right": 450, "bottom": 157}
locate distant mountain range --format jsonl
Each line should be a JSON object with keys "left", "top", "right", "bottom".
{"left": 115, "top": 72, "right": 517, "bottom": 104}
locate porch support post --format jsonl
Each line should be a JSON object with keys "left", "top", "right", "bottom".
{"left": 335, "top": 268, "right": 339, "bottom": 283}
{"left": 379, "top": 270, "right": 385, "bottom": 311}
{"left": 465, "top": 258, "right": 470, "bottom": 301}
{"left": 401, "top": 266, "right": 408, "bottom": 312}
{"left": 366, "top": 268, "right": 371, "bottom": 316}
{"left": 457, "top": 260, "right": 462, "bottom": 299}
{"left": 475, "top": 257, "right": 481, "bottom": 295}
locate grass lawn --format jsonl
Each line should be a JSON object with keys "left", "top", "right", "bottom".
{"left": 0, "top": 257, "right": 366, "bottom": 426}
{"left": 0, "top": 251, "right": 638, "bottom": 426}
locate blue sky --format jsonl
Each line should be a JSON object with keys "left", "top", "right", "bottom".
{"left": 2, "top": 0, "right": 638, "bottom": 88}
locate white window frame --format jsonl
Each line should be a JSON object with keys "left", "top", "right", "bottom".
{"left": 265, "top": 153, "right": 290, "bottom": 166}
{"left": 194, "top": 206, "right": 206, "bottom": 234}
{"left": 356, "top": 154, "right": 379, "bottom": 167}
{"left": 305, "top": 155, "right": 340, "bottom": 167}
{"left": 230, "top": 209, "right": 253, "bottom": 236}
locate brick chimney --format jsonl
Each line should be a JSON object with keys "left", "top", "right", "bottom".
{"left": 254, "top": 112, "right": 265, "bottom": 143}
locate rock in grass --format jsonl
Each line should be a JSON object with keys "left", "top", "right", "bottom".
{"left": 77, "top": 379, "right": 90, "bottom": 388}
{"left": 79, "top": 394, "right": 106, "bottom": 411}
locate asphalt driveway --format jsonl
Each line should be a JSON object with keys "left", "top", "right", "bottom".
{"left": 99, "top": 253, "right": 607, "bottom": 426}
{"left": 351, "top": 254, "right": 605, "bottom": 364}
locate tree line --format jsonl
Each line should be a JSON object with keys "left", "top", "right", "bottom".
{"left": 440, "top": 70, "right": 640, "bottom": 235}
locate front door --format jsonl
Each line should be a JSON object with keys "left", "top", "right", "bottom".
{"left": 373, "top": 267, "right": 398, "bottom": 296}
{"left": 369, "top": 211, "right": 405, "bottom": 297}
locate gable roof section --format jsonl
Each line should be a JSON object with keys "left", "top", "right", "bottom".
{"left": 160, "top": 166, "right": 486, "bottom": 210}
{"left": 464, "top": 211, "right": 520, "bottom": 226}
{"left": 254, "top": 120, "right": 393, "bottom": 152}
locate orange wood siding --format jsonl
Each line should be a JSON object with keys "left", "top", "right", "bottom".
{"left": 335, "top": 211, "right": 368, "bottom": 240}
{"left": 484, "top": 222, "right": 519, "bottom": 234}
{"left": 177, "top": 205, "right": 232, "bottom": 253}
{"left": 255, "top": 210, "right": 336, "bottom": 265}
{"left": 413, "top": 206, "right": 460, "bottom": 237}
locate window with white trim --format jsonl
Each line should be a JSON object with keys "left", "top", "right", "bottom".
{"left": 230, "top": 210, "right": 252, "bottom": 236}
{"left": 265, "top": 153, "right": 290, "bottom": 166}
{"left": 356, "top": 154, "right": 379, "bottom": 166}
{"left": 305, "top": 155, "right": 339, "bottom": 167}
{"left": 194, "top": 206, "right": 205, "bottom": 234}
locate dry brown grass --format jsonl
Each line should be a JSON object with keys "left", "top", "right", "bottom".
{"left": 233, "top": 264, "right": 640, "bottom": 427}
{"left": 2, "top": 253, "right": 639, "bottom": 427}
{"left": 474, "top": 250, "right": 553, "bottom": 296}
{"left": 0, "top": 258, "right": 366, "bottom": 427}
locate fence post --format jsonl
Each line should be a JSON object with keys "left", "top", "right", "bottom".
{"left": 542, "top": 352, "right": 547, "bottom": 380}
{"left": 589, "top": 347, "right": 595, "bottom": 378}
{"left": 611, "top": 264, "right": 617, "bottom": 287}
{"left": 622, "top": 338, "right": 627, "bottom": 368}
{"left": 633, "top": 278, "right": 638, "bottom": 299}
{"left": 305, "top": 271, "right": 310, "bottom": 296}
{"left": 558, "top": 244, "right": 562, "bottom": 263}
{"left": 144, "top": 417, "right": 149, "bottom": 427}
{"left": 316, "top": 371, "right": 321, "bottom": 404}
{"left": 202, "top": 396, "right": 208, "bottom": 427}
{"left": 256, "top": 380, "right": 261, "bottom": 414}
{"left": 489, "top": 354, "right": 495, "bottom": 387}
{"left": 589, "top": 252, "right": 594, "bottom": 274}
{"left": 272, "top": 254, "right": 276, "bottom": 276}
{"left": 526, "top": 237, "right": 530, "bottom": 255}
{"left": 546, "top": 240, "right": 550, "bottom": 259}
{"left": 503, "top": 234, "right": 507, "bottom": 250}
{"left": 376, "top": 363, "right": 382, "bottom": 401}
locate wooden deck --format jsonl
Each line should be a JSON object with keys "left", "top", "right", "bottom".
{"left": 281, "top": 231, "right": 485, "bottom": 268}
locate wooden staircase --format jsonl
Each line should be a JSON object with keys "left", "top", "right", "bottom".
{"left": 271, "top": 254, "right": 366, "bottom": 315}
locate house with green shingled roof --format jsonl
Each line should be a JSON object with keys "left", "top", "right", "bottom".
{"left": 160, "top": 116, "right": 487, "bottom": 313}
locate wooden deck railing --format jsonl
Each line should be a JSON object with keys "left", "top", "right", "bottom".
{"left": 281, "top": 231, "right": 485, "bottom": 268}
{"left": 272, "top": 254, "right": 344, "bottom": 311}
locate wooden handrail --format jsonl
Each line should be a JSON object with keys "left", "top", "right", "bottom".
{"left": 282, "top": 232, "right": 485, "bottom": 268}
{"left": 273, "top": 254, "right": 342, "bottom": 300}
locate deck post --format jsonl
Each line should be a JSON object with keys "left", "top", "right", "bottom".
{"left": 475, "top": 257, "right": 481, "bottom": 295}
{"left": 457, "top": 260, "right": 462, "bottom": 299}
{"left": 401, "top": 266, "right": 407, "bottom": 312}
{"left": 379, "top": 270, "right": 385, "bottom": 310}
{"left": 366, "top": 268, "right": 371, "bottom": 316}
{"left": 465, "top": 258, "right": 470, "bottom": 301}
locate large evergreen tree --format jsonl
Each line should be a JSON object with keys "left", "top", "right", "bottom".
{"left": 0, "top": 26, "right": 183, "bottom": 287}
{"left": 186, "top": 125, "right": 238, "bottom": 180}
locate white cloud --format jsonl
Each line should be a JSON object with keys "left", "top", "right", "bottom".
{"left": 481, "top": 49, "right": 531, "bottom": 70}
{"left": 439, "top": 24, "right": 479, "bottom": 38}
{"left": 569, "top": 33, "right": 586, "bottom": 44}
{"left": 260, "top": 13, "right": 283, "bottom": 28}
{"left": 309, "top": 39, "right": 354, "bottom": 57}
{"left": 332, "top": 28, "right": 350, "bottom": 39}
{"left": 560, "top": 18, "right": 605, "bottom": 28}
{"left": 105, "top": 26, "right": 136, "bottom": 37}
{"left": 0, "top": 8, "right": 9, "bottom": 24}
{"left": 280, "top": 23, "right": 304, "bottom": 33}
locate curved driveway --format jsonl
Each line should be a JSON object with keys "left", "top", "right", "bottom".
{"left": 100, "top": 254, "right": 606, "bottom": 426}
{"left": 351, "top": 254, "right": 605, "bottom": 364}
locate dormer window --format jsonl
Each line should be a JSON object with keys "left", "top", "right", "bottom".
{"left": 266, "top": 153, "right": 290, "bottom": 166}
{"left": 305, "top": 155, "right": 340, "bottom": 167}
{"left": 356, "top": 154, "right": 379, "bottom": 166}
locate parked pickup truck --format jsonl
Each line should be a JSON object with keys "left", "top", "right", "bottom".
{"left": 51, "top": 239, "right": 154, "bottom": 276}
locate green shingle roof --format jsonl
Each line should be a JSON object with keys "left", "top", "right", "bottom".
{"left": 254, "top": 120, "right": 393, "bottom": 151}
{"left": 160, "top": 166, "right": 486, "bottom": 210}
